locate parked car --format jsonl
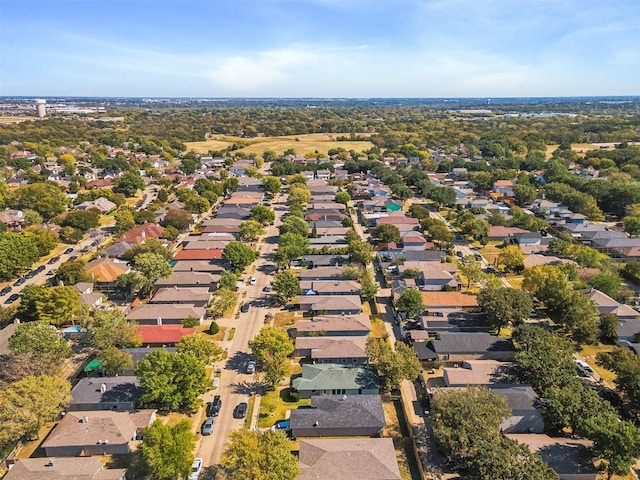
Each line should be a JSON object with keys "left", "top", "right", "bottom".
{"left": 208, "top": 395, "right": 222, "bottom": 416}
{"left": 233, "top": 402, "right": 248, "bottom": 419}
{"left": 263, "top": 284, "right": 272, "bottom": 292}
{"left": 0, "top": 286, "right": 12, "bottom": 296}
{"left": 188, "top": 458, "right": 203, "bottom": 480}
{"left": 240, "top": 303, "right": 250, "bottom": 313}
{"left": 64, "top": 247, "right": 74, "bottom": 254}
{"left": 456, "top": 251, "right": 463, "bottom": 257}
{"left": 474, "top": 253, "right": 483, "bottom": 261}
{"left": 46, "top": 269, "right": 56, "bottom": 276}
{"left": 13, "top": 277, "right": 25, "bottom": 286}
{"left": 48, "top": 256, "right": 60, "bottom": 265}
{"left": 250, "top": 277, "right": 257, "bottom": 285}
{"left": 246, "top": 360, "right": 256, "bottom": 374}
{"left": 201, "top": 417, "right": 215, "bottom": 436}
{"left": 5, "top": 293, "right": 20, "bottom": 304}
{"left": 575, "top": 359, "right": 594, "bottom": 377}
{"left": 69, "top": 256, "right": 78, "bottom": 261}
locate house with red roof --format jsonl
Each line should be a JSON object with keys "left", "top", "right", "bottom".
{"left": 138, "top": 325, "right": 196, "bottom": 347}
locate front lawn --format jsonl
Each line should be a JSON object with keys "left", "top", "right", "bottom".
{"left": 257, "top": 387, "right": 311, "bottom": 428}
{"left": 579, "top": 343, "right": 617, "bottom": 383}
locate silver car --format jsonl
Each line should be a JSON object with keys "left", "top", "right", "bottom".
{"left": 201, "top": 417, "right": 215, "bottom": 436}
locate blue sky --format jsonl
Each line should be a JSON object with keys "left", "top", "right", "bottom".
{"left": 1, "top": 0, "right": 639, "bottom": 97}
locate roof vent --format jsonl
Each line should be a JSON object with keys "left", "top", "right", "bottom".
{"left": 45, "top": 459, "right": 54, "bottom": 467}
{"left": 81, "top": 416, "right": 89, "bottom": 424}
{"left": 100, "top": 383, "right": 107, "bottom": 393}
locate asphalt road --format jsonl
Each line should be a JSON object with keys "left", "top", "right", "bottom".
{"left": 198, "top": 194, "right": 285, "bottom": 466}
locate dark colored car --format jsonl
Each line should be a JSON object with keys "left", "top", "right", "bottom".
{"left": 48, "top": 256, "right": 60, "bottom": 265}
{"left": 14, "top": 277, "right": 26, "bottom": 286}
{"left": 35, "top": 265, "right": 46, "bottom": 273}
{"left": 233, "top": 402, "right": 248, "bottom": 419}
{"left": 240, "top": 303, "right": 250, "bottom": 313}
{"left": 5, "top": 293, "right": 20, "bottom": 304}
{"left": 69, "top": 256, "right": 78, "bottom": 261}
{"left": 64, "top": 247, "right": 74, "bottom": 254}
{"left": 0, "top": 286, "right": 12, "bottom": 295}
{"left": 208, "top": 395, "right": 222, "bottom": 416}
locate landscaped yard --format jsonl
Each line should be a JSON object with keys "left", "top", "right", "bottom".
{"left": 274, "top": 311, "right": 298, "bottom": 329}
{"left": 579, "top": 343, "right": 617, "bottom": 384}
{"left": 257, "top": 387, "right": 311, "bottom": 428}
{"left": 370, "top": 316, "right": 388, "bottom": 339}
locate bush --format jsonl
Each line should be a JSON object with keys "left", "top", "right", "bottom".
{"left": 182, "top": 316, "right": 199, "bottom": 328}
{"left": 209, "top": 321, "right": 219, "bottom": 335}
{"left": 287, "top": 391, "right": 301, "bottom": 402}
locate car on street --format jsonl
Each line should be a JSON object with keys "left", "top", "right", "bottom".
{"left": 25, "top": 270, "right": 37, "bottom": 279}
{"left": 64, "top": 247, "right": 74, "bottom": 254}
{"left": 0, "top": 286, "right": 12, "bottom": 296}
{"left": 250, "top": 277, "right": 257, "bottom": 285}
{"left": 240, "top": 303, "right": 250, "bottom": 313}
{"left": 188, "top": 458, "right": 203, "bottom": 480}
{"left": 48, "top": 256, "right": 60, "bottom": 264}
{"left": 46, "top": 269, "right": 56, "bottom": 276}
{"left": 246, "top": 360, "right": 256, "bottom": 374}
{"left": 263, "top": 284, "right": 272, "bottom": 292}
{"left": 201, "top": 417, "right": 215, "bottom": 436}
{"left": 474, "top": 253, "right": 483, "bottom": 261}
{"left": 208, "top": 395, "right": 222, "bottom": 416}
{"left": 456, "top": 251, "right": 463, "bottom": 257}
{"left": 69, "top": 256, "right": 78, "bottom": 261}
{"left": 233, "top": 402, "right": 248, "bottom": 419}
{"left": 5, "top": 293, "right": 20, "bottom": 304}
{"left": 13, "top": 277, "right": 26, "bottom": 286}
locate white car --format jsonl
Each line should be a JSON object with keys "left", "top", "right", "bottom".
{"left": 188, "top": 458, "right": 203, "bottom": 480}
{"left": 250, "top": 277, "right": 257, "bottom": 285}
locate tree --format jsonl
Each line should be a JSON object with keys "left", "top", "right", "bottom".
{"left": 239, "top": 220, "right": 265, "bottom": 242}
{"left": 360, "top": 269, "right": 379, "bottom": 301}
{"left": 624, "top": 216, "right": 640, "bottom": 236}
{"left": 223, "top": 241, "right": 257, "bottom": 272}
{"left": 348, "top": 238, "right": 374, "bottom": 265}
{"left": 566, "top": 244, "right": 603, "bottom": 268}
{"left": 0, "top": 232, "right": 40, "bottom": 281}
{"left": 513, "top": 183, "right": 537, "bottom": 206}
{"left": 287, "top": 187, "right": 311, "bottom": 208}
{"left": 219, "top": 271, "right": 239, "bottom": 291}
{"left": 459, "top": 217, "right": 490, "bottom": 242}
{"left": 497, "top": 245, "right": 525, "bottom": 272}
{"left": 271, "top": 271, "right": 300, "bottom": 303}
{"left": 221, "top": 429, "right": 299, "bottom": 480}
{"left": 465, "top": 437, "right": 559, "bottom": 480}
{"left": 9, "top": 321, "right": 72, "bottom": 359}
{"left": 457, "top": 255, "right": 483, "bottom": 288}
{"left": 262, "top": 352, "right": 291, "bottom": 389}
{"left": 426, "top": 223, "right": 454, "bottom": 246}
{"left": 395, "top": 288, "right": 424, "bottom": 318}
{"left": 180, "top": 156, "right": 199, "bottom": 175}
{"left": 560, "top": 291, "right": 600, "bottom": 344}
{"left": 249, "top": 327, "right": 294, "bottom": 364}
{"left": 587, "top": 272, "right": 622, "bottom": 298}
{"left": 163, "top": 208, "right": 192, "bottom": 230}
{"left": 262, "top": 176, "right": 282, "bottom": 194}
{"left": 334, "top": 191, "right": 351, "bottom": 205}
{"left": 23, "top": 226, "right": 58, "bottom": 256}
{"left": 373, "top": 224, "right": 401, "bottom": 244}
{"left": 431, "top": 387, "right": 510, "bottom": 461}
{"left": 0, "top": 375, "right": 71, "bottom": 441}
{"left": 478, "top": 287, "right": 532, "bottom": 335}
{"left": 278, "top": 216, "right": 308, "bottom": 236}
{"left": 122, "top": 238, "right": 172, "bottom": 261}
{"left": 35, "top": 285, "right": 84, "bottom": 326}
{"left": 11, "top": 183, "right": 67, "bottom": 219}
{"left": 209, "top": 288, "right": 237, "bottom": 318}
{"left": 429, "top": 186, "right": 457, "bottom": 207}
{"left": 115, "top": 172, "right": 145, "bottom": 197}
{"left": 366, "top": 338, "right": 421, "bottom": 391}
{"left": 54, "top": 259, "right": 91, "bottom": 285}
{"left": 140, "top": 420, "right": 196, "bottom": 480}
{"left": 185, "top": 196, "right": 210, "bottom": 214}
{"left": 523, "top": 264, "right": 572, "bottom": 316}
{"left": 89, "top": 309, "right": 142, "bottom": 350}
{"left": 176, "top": 334, "right": 223, "bottom": 364}
{"left": 597, "top": 347, "right": 640, "bottom": 415}
{"left": 249, "top": 205, "right": 276, "bottom": 224}
{"left": 583, "top": 416, "right": 640, "bottom": 480}
{"left": 548, "top": 238, "right": 570, "bottom": 256}
{"left": 59, "top": 210, "right": 100, "bottom": 231}
{"left": 135, "top": 349, "right": 212, "bottom": 412}
{"left": 100, "top": 346, "right": 133, "bottom": 376}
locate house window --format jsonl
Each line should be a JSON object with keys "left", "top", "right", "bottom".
{"left": 358, "top": 389, "right": 362, "bottom": 394}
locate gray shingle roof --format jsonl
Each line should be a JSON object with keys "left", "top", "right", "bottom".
{"left": 290, "top": 394, "right": 385, "bottom": 431}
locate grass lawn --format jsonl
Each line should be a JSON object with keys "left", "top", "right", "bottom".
{"left": 479, "top": 241, "right": 503, "bottom": 265}
{"left": 274, "top": 311, "right": 297, "bottom": 329}
{"left": 245, "top": 394, "right": 257, "bottom": 428}
{"left": 185, "top": 133, "right": 374, "bottom": 157}
{"left": 507, "top": 275, "right": 524, "bottom": 289}
{"left": 257, "top": 387, "right": 311, "bottom": 428}
{"left": 162, "top": 412, "right": 192, "bottom": 427}
{"left": 228, "top": 327, "right": 236, "bottom": 341}
{"left": 579, "top": 343, "right": 617, "bottom": 383}
{"left": 202, "top": 325, "right": 226, "bottom": 341}
{"left": 362, "top": 301, "right": 372, "bottom": 315}
{"left": 370, "top": 317, "right": 387, "bottom": 339}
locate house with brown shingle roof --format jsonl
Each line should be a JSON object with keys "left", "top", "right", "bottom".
{"left": 420, "top": 291, "right": 479, "bottom": 312}
{"left": 172, "top": 249, "right": 223, "bottom": 261}
{"left": 149, "top": 287, "right": 211, "bottom": 307}
{"left": 298, "top": 438, "right": 401, "bottom": 480}
{"left": 4, "top": 457, "right": 126, "bottom": 480}
{"left": 84, "top": 258, "right": 130, "bottom": 291}
{"left": 119, "top": 223, "right": 164, "bottom": 244}
{"left": 295, "top": 336, "right": 369, "bottom": 364}
{"left": 296, "top": 314, "right": 371, "bottom": 337}
{"left": 297, "top": 295, "right": 363, "bottom": 315}
{"left": 138, "top": 324, "right": 196, "bottom": 346}
{"left": 125, "top": 304, "right": 206, "bottom": 325}
{"left": 42, "top": 410, "right": 156, "bottom": 457}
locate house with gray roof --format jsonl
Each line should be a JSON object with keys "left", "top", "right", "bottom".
{"left": 4, "top": 457, "right": 126, "bottom": 480}
{"left": 154, "top": 271, "right": 220, "bottom": 291}
{"left": 298, "top": 266, "right": 347, "bottom": 281}
{"left": 172, "top": 260, "right": 224, "bottom": 273}
{"left": 297, "top": 295, "right": 363, "bottom": 315}
{"left": 302, "top": 254, "right": 350, "bottom": 268}
{"left": 292, "top": 364, "right": 379, "bottom": 398}
{"left": 296, "top": 314, "right": 371, "bottom": 337}
{"left": 69, "top": 376, "right": 142, "bottom": 412}
{"left": 298, "top": 438, "right": 401, "bottom": 480}
{"left": 489, "top": 385, "right": 545, "bottom": 434}
{"left": 295, "top": 336, "right": 369, "bottom": 364}
{"left": 301, "top": 280, "right": 361, "bottom": 296}
{"left": 290, "top": 395, "right": 385, "bottom": 438}
{"left": 414, "top": 332, "right": 515, "bottom": 363}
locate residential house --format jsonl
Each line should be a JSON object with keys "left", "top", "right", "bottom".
{"left": 69, "top": 377, "right": 142, "bottom": 412}
{"left": 375, "top": 213, "right": 419, "bottom": 232}
{"left": 84, "top": 258, "right": 130, "bottom": 292}
{"left": 301, "top": 280, "right": 361, "bottom": 296}
{"left": 42, "top": 410, "right": 156, "bottom": 457}
{"left": 154, "top": 271, "right": 220, "bottom": 291}
{"left": 172, "top": 260, "right": 224, "bottom": 274}
{"left": 215, "top": 206, "right": 251, "bottom": 220}
{"left": 76, "top": 197, "right": 117, "bottom": 214}
{"left": 493, "top": 179, "right": 515, "bottom": 197}
{"left": 299, "top": 266, "right": 346, "bottom": 281}
{"left": 296, "top": 314, "right": 371, "bottom": 337}
{"left": 442, "top": 360, "right": 516, "bottom": 387}
{"left": 172, "top": 248, "right": 223, "bottom": 261}
{"left": 125, "top": 304, "right": 206, "bottom": 325}
{"left": 0, "top": 209, "right": 24, "bottom": 227}
{"left": 308, "top": 236, "right": 349, "bottom": 250}
{"left": 301, "top": 171, "right": 315, "bottom": 181}
{"left": 295, "top": 336, "right": 369, "bottom": 364}
{"left": 297, "top": 295, "right": 363, "bottom": 315}
{"left": 316, "top": 169, "right": 331, "bottom": 180}
{"left": 292, "top": 364, "right": 379, "bottom": 398}
{"left": 401, "top": 231, "right": 430, "bottom": 250}
{"left": 489, "top": 385, "right": 545, "bottom": 434}
{"left": 71, "top": 282, "right": 103, "bottom": 308}
{"left": 119, "top": 347, "right": 175, "bottom": 375}
{"left": 229, "top": 159, "right": 253, "bottom": 176}
{"left": 487, "top": 225, "right": 529, "bottom": 241}
{"left": 298, "top": 438, "right": 401, "bottom": 480}
{"left": 149, "top": 287, "right": 211, "bottom": 307}
{"left": 137, "top": 324, "right": 196, "bottom": 346}
{"left": 414, "top": 332, "right": 515, "bottom": 362}
{"left": 582, "top": 288, "right": 639, "bottom": 319}
{"left": 4, "top": 458, "right": 126, "bottom": 480}
{"left": 302, "top": 255, "right": 350, "bottom": 268}
{"left": 201, "top": 218, "right": 242, "bottom": 235}
{"left": 290, "top": 395, "right": 385, "bottom": 438}
{"left": 421, "top": 291, "right": 479, "bottom": 313}
{"left": 119, "top": 223, "right": 164, "bottom": 244}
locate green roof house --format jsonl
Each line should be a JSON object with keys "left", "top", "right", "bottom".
{"left": 292, "top": 364, "right": 379, "bottom": 398}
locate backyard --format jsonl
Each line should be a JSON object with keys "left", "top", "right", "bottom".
{"left": 257, "top": 387, "right": 311, "bottom": 428}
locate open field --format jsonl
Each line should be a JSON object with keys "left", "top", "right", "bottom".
{"left": 185, "top": 133, "right": 374, "bottom": 156}
{"left": 546, "top": 143, "right": 613, "bottom": 159}
{"left": 0, "top": 116, "right": 29, "bottom": 124}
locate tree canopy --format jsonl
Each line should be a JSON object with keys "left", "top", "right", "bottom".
{"left": 478, "top": 287, "right": 532, "bottom": 334}
{"left": 140, "top": 419, "right": 195, "bottom": 480}
{"left": 223, "top": 241, "right": 257, "bottom": 272}
{"left": 395, "top": 288, "right": 425, "bottom": 318}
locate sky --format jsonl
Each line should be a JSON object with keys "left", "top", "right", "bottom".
{"left": 1, "top": 0, "right": 639, "bottom": 98}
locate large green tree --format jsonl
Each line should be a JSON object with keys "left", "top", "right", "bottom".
{"left": 11, "top": 183, "right": 67, "bottom": 219}
{"left": 583, "top": 416, "right": 640, "bottom": 480}
{"left": 223, "top": 241, "right": 257, "bottom": 272}
{"left": 88, "top": 309, "right": 142, "bottom": 350}
{"left": 135, "top": 349, "right": 212, "bottom": 412}
{"left": 478, "top": 287, "right": 532, "bottom": 335}
{"left": 365, "top": 338, "right": 421, "bottom": 391}
{"left": 115, "top": 172, "right": 145, "bottom": 197}
{"left": 140, "top": 420, "right": 195, "bottom": 480}
{"left": 175, "top": 334, "right": 224, "bottom": 365}
{"left": 373, "top": 224, "right": 401, "bottom": 244}
{"left": 221, "top": 429, "right": 299, "bottom": 480}
{"left": 395, "top": 288, "right": 425, "bottom": 318}
{"left": 8, "top": 321, "right": 73, "bottom": 359}
{"left": 271, "top": 271, "right": 301, "bottom": 303}
{"left": 249, "top": 327, "right": 294, "bottom": 364}
{"left": 249, "top": 205, "right": 276, "bottom": 224}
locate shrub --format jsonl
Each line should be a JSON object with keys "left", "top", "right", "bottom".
{"left": 209, "top": 321, "right": 219, "bottom": 335}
